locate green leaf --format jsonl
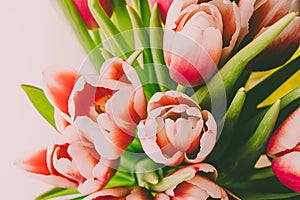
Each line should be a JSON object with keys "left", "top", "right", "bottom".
{"left": 250, "top": 166, "right": 274, "bottom": 180}
{"left": 89, "top": 0, "right": 131, "bottom": 58}
{"left": 237, "top": 192, "right": 299, "bottom": 200}
{"left": 208, "top": 88, "right": 246, "bottom": 163}
{"left": 21, "top": 85, "right": 56, "bottom": 129}
{"left": 247, "top": 56, "right": 300, "bottom": 109}
{"left": 192, "top": 13, "right": 297, "bottom": 106}
{"left": 111, "top": 0, "right": 134, "bottom": 48}
{"left": 138, "top": 0, "right": 151, "bottom": 26}
{"left": 136, "top": 159, "right": 160, "bottom": 186}
{"left": 220, "top": 100, "right": 280, "bottom": 183}
{"left": 127, "top": 6, "right": 153, "bottom": 64}
{"left": 104, "top": 170, "right": 136, "bottom": 188}
{"left": 150, "top": 4, "right": 177, "bottom": 91}
{"left": 57, "top": 0, "right": 104, "bottom": 71}
{"left": 35, "top": 188, "right": 80, "bottom": 200}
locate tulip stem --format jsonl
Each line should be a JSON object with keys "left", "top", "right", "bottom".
{"left": 92, "top": 29, "right": 102, "bottom": 46}
{"left": 176, "top": 84, "right": 186, "bottom": 93}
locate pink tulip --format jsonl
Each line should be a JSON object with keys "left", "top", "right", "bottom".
{"left": 138, "top": 91, "right": 217, "bottom": 166}
{"left": 84, "top": 186, "right": 153, "bottom": 200}
{"left": 267, "top": 107, "right": 300, "bottom": 193}
{"left": 239, "top": 0, "right": 300, "bottom": 70}
{"left": 154, "top": 163, "right": 231, "bottom": 200}
{"left": 163, "top": 0, "right": 240, "bottom": 86}
{"left": 72, "top": 0, "right": 113, "bottom": 29}
{"left": 70, "top": 58, "right": 147, "bottom": 159}
{"left": 16, "top": 125, "right": 119, "bottom": 195}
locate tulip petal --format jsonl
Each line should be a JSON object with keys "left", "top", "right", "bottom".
{"left": 78, "top": 178, "right": 102, "bottom": 195}
{"left": 83, "top": 187, "right": 131, "bottom": 200}
{"left": 75, "top": 116, "right": 125, "bottom": 160}
{"left": 267, "top": 107, "right": 300, "bottom": 155}
{"left": 138, "top": 119, "right": 184, "bottom": 166}
{"left": 43, "top": 66, "right": 79, "bottom": 116}
{"left": 272, "top": 152, "right": 300, "bottom": 193}
{"left": 126, "top": 186, "right": 154, "bottom": 200}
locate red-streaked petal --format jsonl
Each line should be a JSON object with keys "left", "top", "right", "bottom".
{"left": 267, "top": 107, "right": 300, "bottom": 155}
{"left": 173, "top": 181, "right": 209, "bottom": 200}
{"left": 272, "top": 152, "right": 300, "bottom": 193}
{"left": 16, "top": 149, "right": 50, "bottom": 175}
{"left": 43, "top": 66, "right": 79, "bottom": 116}
{"left": 126, "top": 186, "right": 153, "bottom": 200}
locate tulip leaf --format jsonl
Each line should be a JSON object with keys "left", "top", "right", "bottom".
{"left": 246, "top": 56, "right": 300, "bottom": 109}
{"left": 208, "top": 88, "right": 246, "bottom": 163}
{"left": 237, "top": 192, "right": 299, "bottom": 200}
{"left": 150, "top": 4, "right": 177, "bottom": 91}
{"left": 104, "top": 170, "right": 136, "bottom": 188}
{"left": 21, "top": 85, "right": 56, "bottom": 129}
{"left": 111, "top": 0, "right": 134, "bottom": 48}
{"left": 249, "top": 166, "right": 274, "bottom": 180}
{"left": 57, "top": 0, "right": 104, "bottom": 71}
{"left": 89, "top": 0, "right": 131, "bottom": 58}
{"left": 35, "top": 188, "right": 80, "bottom": 200}
{"left": 219, "top": 100, "right": 280, "bottom": 183}
{"left": 100, "top": 48, "right": 114, "bottom": 59}
{"left": 138, "top": 0, "right": 151, "bottom": 26}
{"left": 192, "top": 13, "right": 297, "bottom": 107}
{"left": 136, "top": 159, "right": 160, "bottom": 186}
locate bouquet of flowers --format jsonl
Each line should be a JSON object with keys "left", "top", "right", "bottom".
{"left": 17, "top": 0, "right": 300, "bottom": 199}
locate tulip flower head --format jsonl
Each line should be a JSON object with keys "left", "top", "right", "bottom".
{"left": 267, "top": 107, "right": 300, "bottom": 193}
{"left": 138, "top": 91, "right": 217, "bottom": 166}
{"left": 154, "top": 163, "right": 230, "bottom": 200}
{"left": 16, "top": 125, "right": 119, "bottom": 195}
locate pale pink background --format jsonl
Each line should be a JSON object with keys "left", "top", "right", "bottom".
{"left": 0, "top": 1, "right": 85, "bottom": 199}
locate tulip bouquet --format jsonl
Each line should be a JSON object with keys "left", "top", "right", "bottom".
{"left": 18, "top": 0, "right": 300, "bottom": 199}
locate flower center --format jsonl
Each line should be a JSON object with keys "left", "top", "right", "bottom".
{"left": 94, "top": 95, "right": 111, "bottom": 114}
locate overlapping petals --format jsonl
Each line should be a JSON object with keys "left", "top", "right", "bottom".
{"left": 164, "top": 0, "right": 242, "bottom": 86}
{"left": 239, "top": 0, "right": 300, "bottom": 70}
{"left": 138, "top": 91, "right": 217, "bottom": 166}
{"left": 267, "top": 107, "right": 300, "bottom": 193}
{"left": 84, "top": 186, "right": 153, "bottom": 200}
{"left": 16, "top": 125, "right": 119, "bottom": 195}
{"left": 154, "top": 163, "right": 230, "bottom": 200}
{"left": 70, "top": 58, "right": 146, "bottom": 159}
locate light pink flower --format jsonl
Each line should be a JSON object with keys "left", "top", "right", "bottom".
{"left": 138, "top": 91, "right": 217, "bottom": 166}
{"left": 16, "top": 125, "right": 119, "bottom": 195}
{"left": 163, "top": 0, "right": 240, "bottom": 86}
{"left": 70, "top": 58, "right": 147, "bottom": 160}
{"left": 267, "top": 107, "right": 300, "bottom": 193}
{"left": 239, "top": 0, "right": 300, "bottom": 70}
{"left": 84, "top": 186, "right": 153, "bottom": 200}
{"left": 72, "top": 0, "right": 113, "bottom": 29}
{"left": 154, "top": 163, "right": 231, "bottom": 200}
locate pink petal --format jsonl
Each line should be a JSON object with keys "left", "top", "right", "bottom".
{"left": 151, "top": 0, "right": 174, "bottom": 21}
{"left": 247, "top": 17, "right": 300, "bottom": 70}
{"left": 43, "top": 66, "right": 79, "bottom": 116}
{"left": 173, "top": 181, "right": 209, "bottom": 200}
{"left": 186, "top": 176, "right": 229, "bottom": 199}
{"left": 155, "top": 193, "right": 170, "bottom": 200}
{"left": 78, "top": 178, "right": 102, "bottom": 195}
{"left": 267, "top": 107, "right": 300, "bottom": 155}
{"left": 138, "top": 119, "right": 184, "bottom": 166}
{"left": 75, "top": 116, "right": 126, "bottom": 160}
{"left": 126, "top": 186, "right": 153, "bottom": 200}
{"left": 83, "top": 187, "right": 131, "bottom": 200}
{"left": 185, "top": 110, "right": 217, "bottom": 163}
{"left": 272, "top": 152, "right": 300, "bottom": 193}
{"left": 92, "top": 158, "right": 119, "bottom": 188}
{"left": 209, "top": 0, "right": 241, "bottom": 63}
{"left": 148, "top": 91, "right": 200, "bottom": 113}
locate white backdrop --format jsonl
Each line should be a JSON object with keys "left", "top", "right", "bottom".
{"left": 0, "top": 1, "right": 85, "bottom": 199}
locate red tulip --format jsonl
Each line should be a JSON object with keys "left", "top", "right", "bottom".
{"left": 239, "top": 0, "right": 300, "bottom": 70}
{"left": 154, "top": 163, "right": 232, "bottom": 200}
{"left": 72, "top": 0, "right": 113, "bottom": 29}
{"left": 150, "top": 0, "right": 174, "bottom": 21}
{"left": 84, "top": 186, "right": 153, "bottom": 200}
{"left": 138, "top": 91, "right": 217, "bottom": 166}
{"left": 163, "top": 0, "right": 241, "bottom": 86}
{"left": 16, "top": 125, "right": 119, "bottom": 195}
{"left": 267, "top": 107, "right": 300, "bottom": 193}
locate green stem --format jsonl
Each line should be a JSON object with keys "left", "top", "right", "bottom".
{"left": 250, "top": 167, "right": 274, "bottom": 180}
{"left": 92, "top": 29, "right": 102, "bottom": 46}
{"left": 176, "top": 84, "right": 186, "bottom": 93}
